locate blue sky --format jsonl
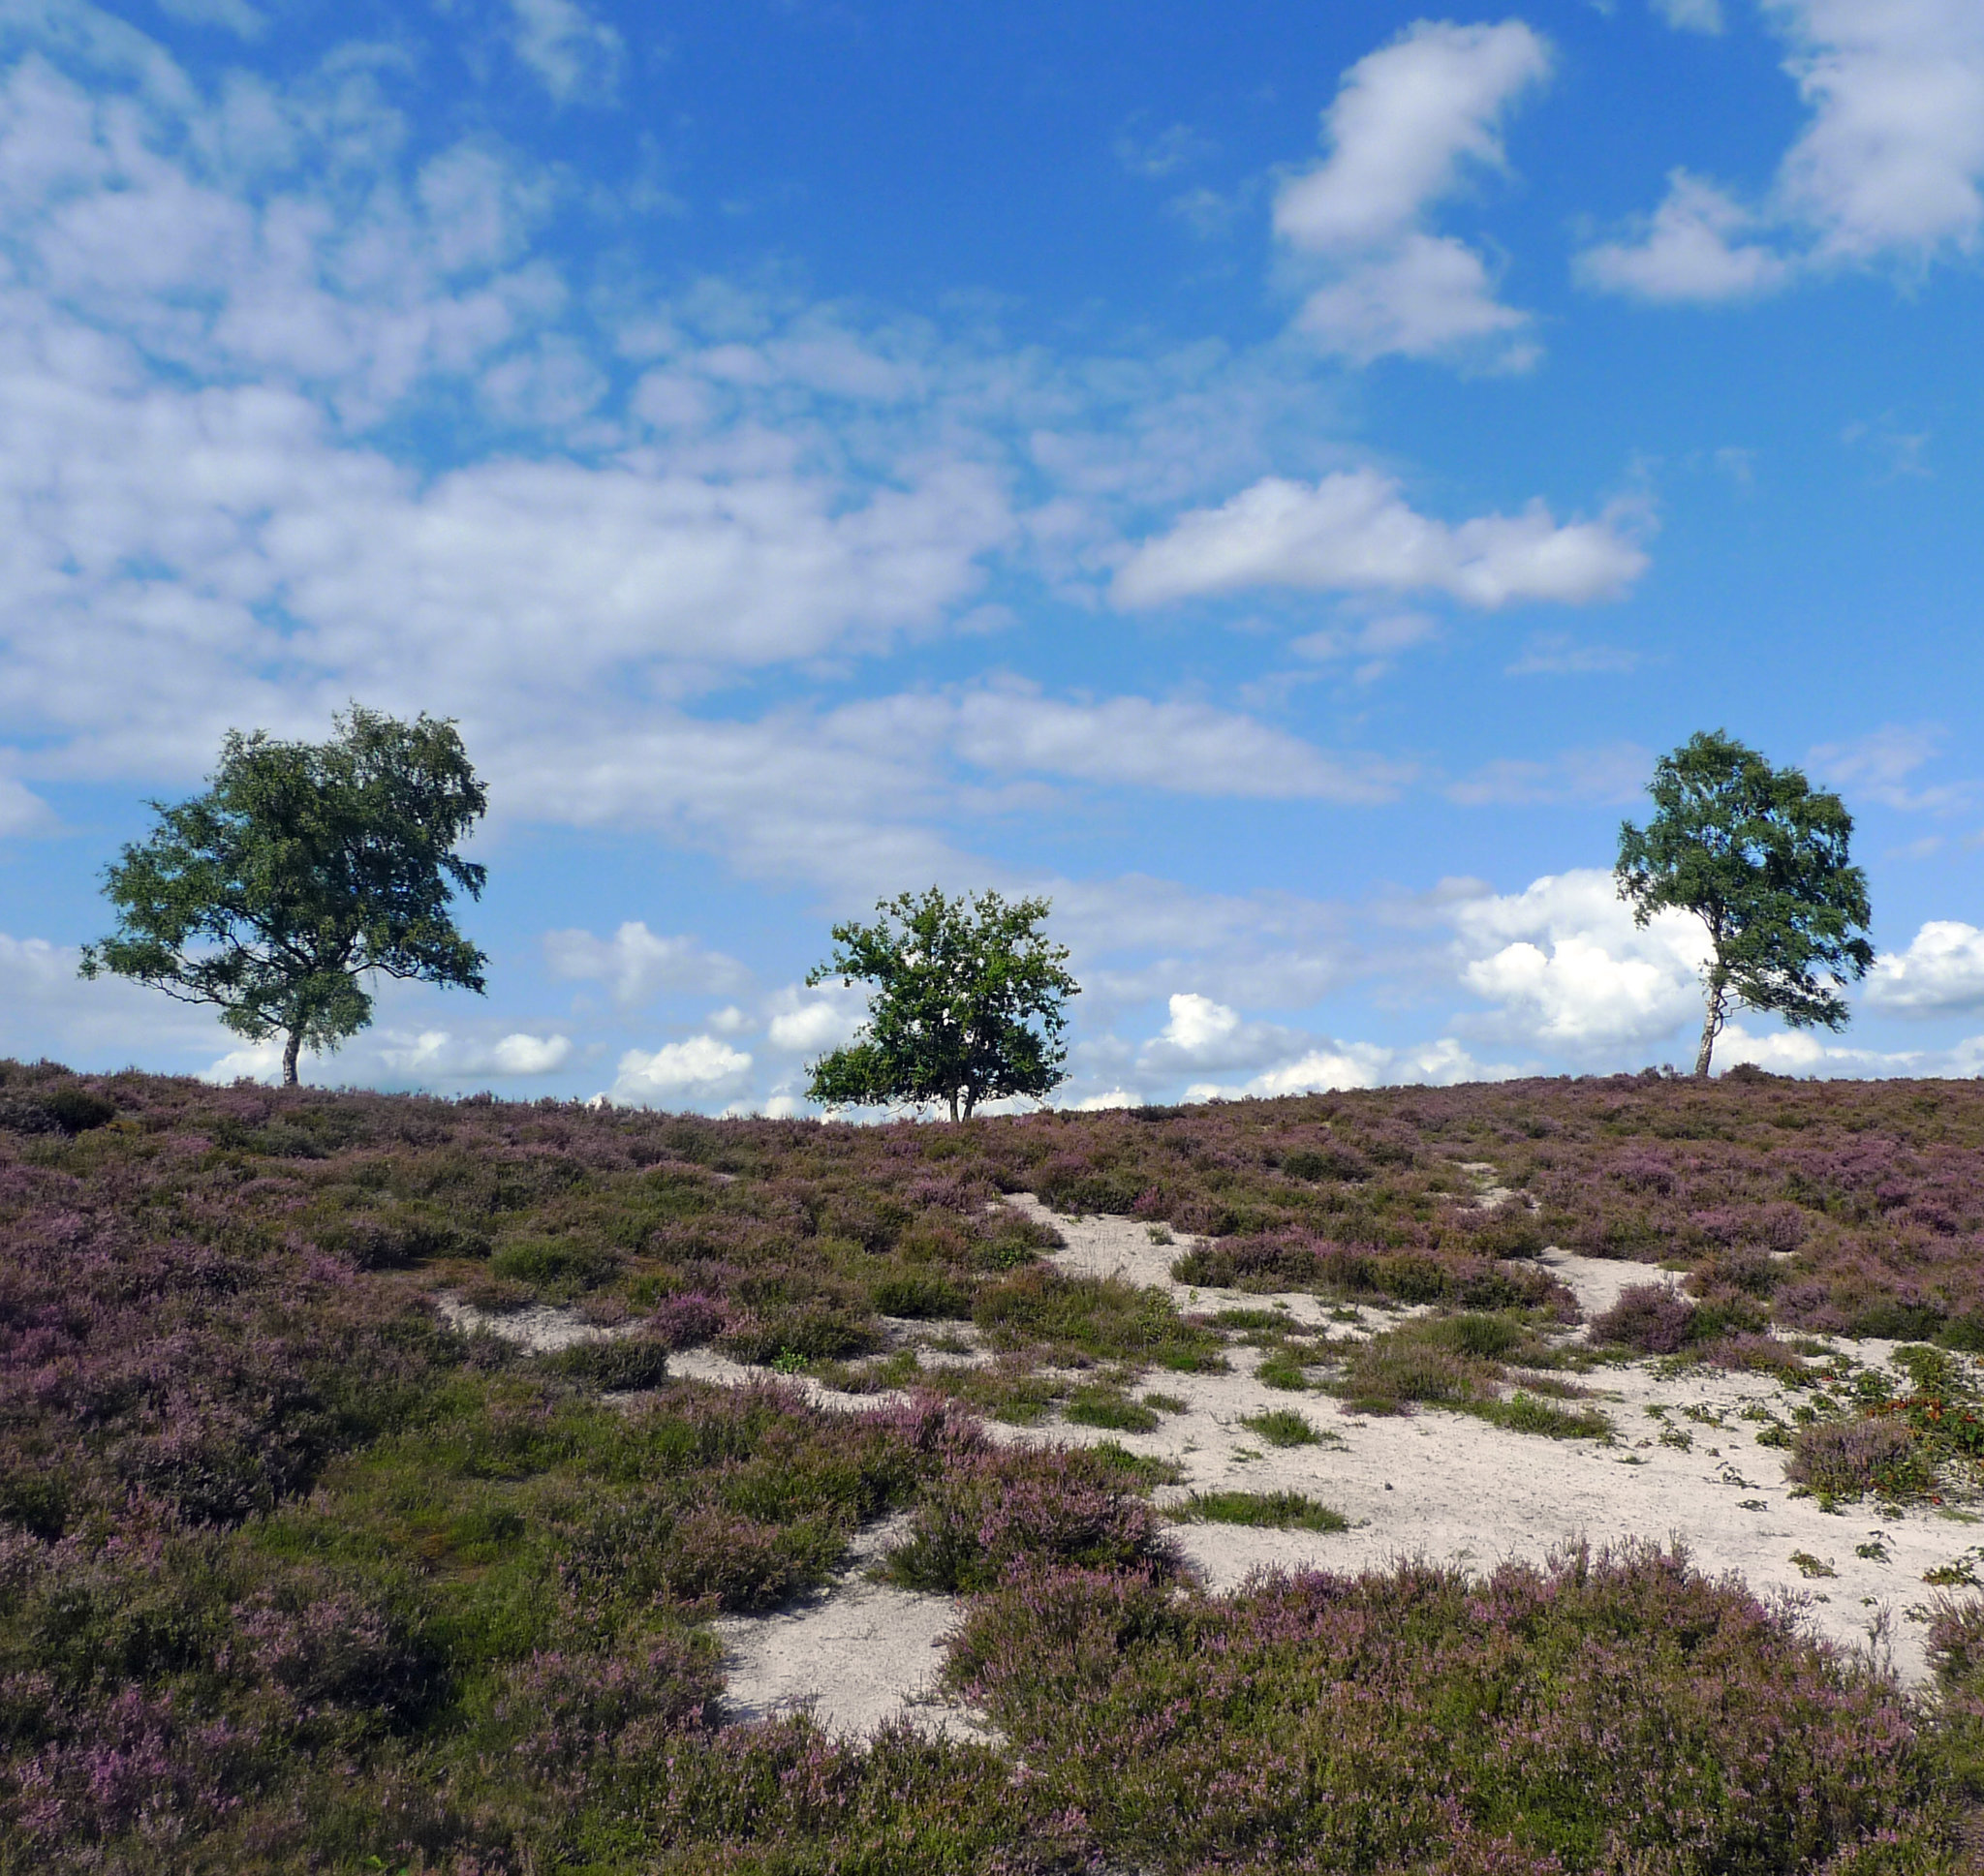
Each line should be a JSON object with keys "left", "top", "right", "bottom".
{"left": 3, "top": 0, "right": 1983, "bottom": 1109}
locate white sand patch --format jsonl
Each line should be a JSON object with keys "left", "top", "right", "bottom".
{"left": 1536, "top": 1246, "right": 1688, "bottom": 1323}
{"left": 435, "top": 1294, "right": 642, "bottom": 1354}
{"left": 442, "top": 1194, "right": 1981, "bottom": 1729}
{"left": 1005, "top": 1191, "right": 1387, "bottom": 1331}
{"left": 715, "top": 1516, "right": 984, "bottom": 1738}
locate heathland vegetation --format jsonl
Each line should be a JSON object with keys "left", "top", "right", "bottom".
{"left": 4, "top": 1060, "right": 1984, "bottom": 1869}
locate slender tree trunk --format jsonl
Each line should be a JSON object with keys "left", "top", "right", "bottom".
{"left": 1693, "top": 976, "right": 1726, "bottom": 1079}
{"left": 947, "top": 1090, "right": 959, "bottom": 1123}
{"left": 283, "top": 1028, "right": 302, "bottom": 1088}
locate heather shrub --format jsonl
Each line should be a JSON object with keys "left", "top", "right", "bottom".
{"left": 882, "top": 1441, "right": 1182, "bottom": 1593}
{"left": 868, "top": 1269, "right": 971, "bottom": 1318}
{"left": 1279, "top": 1145, "right": 1372, "bottom": 1183}
{"left": 719, "top": 1303, "right": 882, "bottom": 1365}
{"left": 544, "top": 1334, "right": 671, "bottom": 1391}
{"left": 1592, "top": 1282, "right": 1695, "bottom": 1354}
{"left": 946, "top": 1543, "right": 1949, "bottom": 1873}
{"left": 1788, "top": 1417, "right": 1932, "bottom": 1501}
{"left": 647, "top": 1290, "right": 729, "bottom": 1348}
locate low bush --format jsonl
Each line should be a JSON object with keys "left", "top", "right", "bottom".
{"left": 881, "top": 1440, "right": 1182, "bottom": 1594}
{"left": 945, "top": 1542, "right": 1955, "bottom": 1873}
{"left": 1787, "top": 1417, "right": 1932, "bottom": 1501}
{"left": 1593, "top": 1282, "right": 1695, "bottom": 1355}
{"left": 487, "top": 1235, "right": 619, "bottom": 1295}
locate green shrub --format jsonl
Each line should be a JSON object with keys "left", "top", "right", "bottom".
{"left": 1064, "top": 1387, "right": 1161, "bottom": 1433}
{"left": 487, "top": 1237, "right": 618, "bottom": 1295}
{"left": 870, "top": 1271, "right": 972, "bottom": 1318}
{"left": 1239, "top": 1409, "right": 1320, "bottom": 1447}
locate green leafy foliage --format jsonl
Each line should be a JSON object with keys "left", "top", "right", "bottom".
{"left": 1617, "top": 730, "right": 1874, "bottom": 1076}
{"left": 80, "top": 706, "right": 487, "bottom": 1084}
{"left": 804, "top": 885, "right": 1079, "bottom": 1119}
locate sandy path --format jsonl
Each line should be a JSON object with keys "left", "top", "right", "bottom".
{"left": 437, "top": 1198, "right": 1982, "bottom": 1731}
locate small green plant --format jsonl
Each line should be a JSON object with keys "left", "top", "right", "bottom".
{"left": 1146, "top": 1223, "right": 1174, "bottom": 1246}
{"left": 1790, "top": 1551, "right": 1839, "bottom": 1579}
{"left": 1240, "top": 1408, "right": 1321, "bottom": 1448}
{"left": 1141, "top": 1392, "right": 1187, "bottom": 1414}
{"left": 1065, "top": 1386, "right": 1162, "bottom": 1433}
{"left": 1922, "top": 1549, "right": 1984, "bottom": 1588}
{"left": 1177, "top": 1490, "right": 1348, "bottom": 1532}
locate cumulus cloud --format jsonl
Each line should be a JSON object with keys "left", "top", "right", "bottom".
{"left": 1113, "top": 470, "right": 1648, "bottom": 610}
{"left": 1576, "top": 171, "right": 1791, "bottom": 303}
{"left": 1185, "top": 1035, "right": 1493, "bottom": 1101}
{"left": 1864, "top": 921, "right": 1984, "bottom": 1014}
{"left": 762, "top": 981, "right": 869, "bottom": 1056}
{"left": 544, "top": 923, "right": 753, "bottom": 1005}
{"left": 608, "top": 1035, "right": 754, "bottom": 1106}
{"left": 1273, "top": 20, "right": 1552, "bottom": 368}
{"left": 506, "top": 0, "right": 624, "bottom": 105}
{"left": 1451, "top": 869, "right": 1710, "bottom": 1053}
{"left": 377, "top": 1030, "right": 574, "bottom": 1077}
{"left": 1772, "top": 0, "right": 1984, "bottom": 262}
{"left": 1584, "top": 0, "right": 1984, "bottom": 299}
{"left": 1136, "top": 992, "right": 1304, "bottom": 1076}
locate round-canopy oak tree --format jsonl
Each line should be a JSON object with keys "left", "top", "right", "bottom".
{"left": 1616, "top": 729, "right": 1874, "bottom": 1078}
{"left": 81, "top": 706, "right": 489, "bottom": 1086}
{"left": 804, "top": 887, "right": 1078, "bottom": 1121}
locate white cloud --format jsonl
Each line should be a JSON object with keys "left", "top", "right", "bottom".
{"left": 376, "top": 1029, "right": 574, "bottom": 1077}
{"left": 543, "top": 923, "right": 753, "bottom": 1005}
{"left": 1273, "top": 20, "right": 1552, "bottom": 368}
{"left": 1136, "top": 992, "right": 1305, "bottom": 1077}
{"left": 1293, "top": 231, "right": 1537, "bottom": 369}
{"left": 1771, "top": 0, "right": 1984, "bottom": 262}
{"left": 0, "top": 775, "right": 55, "bottom": 835}
{"left": 1113, "top": 470, "right": 1648, "bottom": 610}
{"left": 608, "top": 1034, "right": 754, "bottom": 1105}
{"left": 1577, "top": 171, "right": 1791, "bottom": 303}
{"left": 1068, "top": 1087, "right": 1142, "bottom": 1110}
{"left": 763, "top": 982, "right": 868, "bottom": 1055}
{"left": 1716, "top": 1020, "right": 1924, "bottom": 1077}
{"left": 938, "top": 684, "right": 1407, "bottom": 803}
{"left": 1651, "top": 0, "right": 1724, "bottom": 33}
{"left": 1864, "top": 921, "right": 1984, "bottom": 1014}
{"left": 506, "top": 0, "right": 624, "bottom": 106}
{"left": 1451, "top": 869, "right": 1710, "bottom": 1052}
{"left": 1586, "top": 1, "right": 1984, "bottom": 299}
{"left": 1186, "top": 1034, "right": 1493, "bottom": 1100}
